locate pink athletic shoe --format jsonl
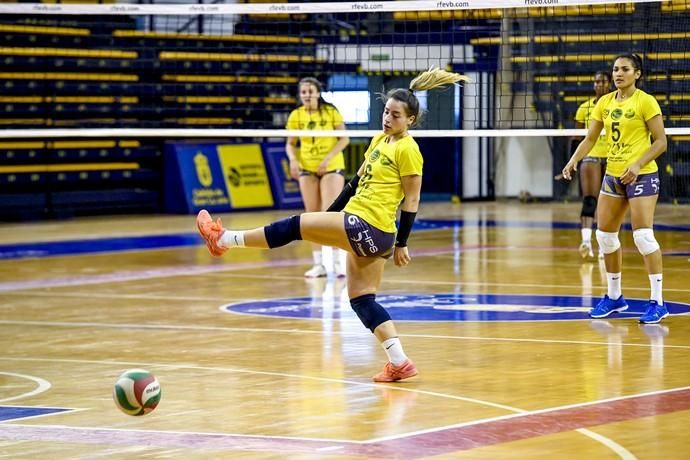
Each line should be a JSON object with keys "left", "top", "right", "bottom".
{"left": 196, "top": 209, "right": 227, "bottom": 257}
{"left": 373, "top": 359, "right": 418, "bottom": 383}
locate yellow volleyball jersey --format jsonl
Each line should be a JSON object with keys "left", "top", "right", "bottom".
{"left": 285, "top": 104, "right": 345, "bottom": 172}
{"left": 591, "top": 89, "right": 662, "bottom": 177}
{"left": 344, "top": 133, "right": 423, "bottom": 233}
{"left": 575, "top": 97, "right": 607, "bottom": 158}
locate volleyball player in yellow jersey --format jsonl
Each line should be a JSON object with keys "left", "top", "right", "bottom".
{"left": 562, "top": 54, "right": 668, "bottom": 324}
{"left": 197, "top": 68, "right": 470, "bottom": 381}
{"left": 574, "top": 70, "right": 611, "bottom": 259}
{"left": 286, "top": 78, "right": 350, "bottom": 278}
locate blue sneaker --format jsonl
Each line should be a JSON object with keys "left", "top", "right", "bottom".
{"left": 590, "top": 295, "right": 628, "bottom": 318}
{"left": 639, "top": 300, "right": 669, "bottom": 324}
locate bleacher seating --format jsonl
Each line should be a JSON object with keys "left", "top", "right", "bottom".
{"left": 0, "top": 9, "right": 340, "bottom": 219}
{"left": 0, "top": 139, "right": 161, "bottom": 220}
{"left": 0, "top": 12, "right": 330, "bottom": 130}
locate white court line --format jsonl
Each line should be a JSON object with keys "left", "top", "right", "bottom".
{"left": 2, "top": 268, "right": 689, "bottom": 294}
{"left": 0, "top": 372, "right": 51, "bottom": 403}
{"left": 383, "top": 277, "right": 690, "bottom": 293}
{"left": 1, "top": 319, "right": 689, "bottom": 349}
{"left": 0, "top": 356, "right": 652, "bottom": 458}
{"left": 1, "top": 423, "right": 363, "bottom": 445}
{"left": 576, "top": 429, "right": 636, "bottom": 460}
{"left": 367, "top": 384, "right": 690, "bottom": 443}
{"left": 0, "top": 258, "right": 310, "bottom": 293}
{"left": 0, "top": 356, "right": 518, "bottom": 412}
{"left": 0, "top": 290, "right": 239, "bottom": 302}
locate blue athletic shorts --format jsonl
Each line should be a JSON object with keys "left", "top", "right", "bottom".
{"left": 581, "top": 156, "right": 606, "bottom": 165}
{"left": 600, "top": 172, "right": 660, "bottom": 199}
{"left": 299, "top": 169, "right": 345, "bottom": 177}
{"left": 343, "top": 213, "right": 395, "bottom": 258}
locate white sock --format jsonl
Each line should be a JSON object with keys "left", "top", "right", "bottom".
{"left": 338, "top": 249, "right": 347, "bottom": 268}
{"left": 381, "top": 337, "right": 408, "bottom": 366}
{"left": 581, "top": 228, "right": 592, "bottom": 243}
{"left": 607, "top": 272, "right": 622, "bottom": 299}
{"left": 313, "top": 249, "right": 323, "bottom": 266}
{"left": 320, "top": 246, "right": 333, "bottom": 269}
{"left": 649, "top": 273, "right": 663, "bottom": 304}
{"left": 219, "top": 230, "right": 245, "bottom": 248}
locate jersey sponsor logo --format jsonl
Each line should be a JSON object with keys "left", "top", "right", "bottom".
{"left": 351, "top": 228, "right": 378, "bottom": 254}
{"left": 223, "top": 293, "right": 690, "bottom": 321}
{"left": 611, "top": 108, "right": 623, "bottom": 120}
{"left": 369, "top": 149, "right": 381, "bottom": 162}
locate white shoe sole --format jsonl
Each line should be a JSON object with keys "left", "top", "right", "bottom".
{"left": 589, "top": 304, "right": 628, "bottom": 319}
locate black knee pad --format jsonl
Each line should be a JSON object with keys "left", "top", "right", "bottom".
{"left": 350, "top": 294, "right": 391, "bottom": 332}
{"left": 264, "top": 215, "right": 302, "bottom": 248}
{"left": 580, "top": 195, "right": 597, "bottom": 218}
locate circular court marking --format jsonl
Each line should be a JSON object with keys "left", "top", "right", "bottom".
{"left": 0, "top": 372, "right": 52, "bottom": 403}
{"left": 223, "top": 293, "right": 690, "bottom": 322}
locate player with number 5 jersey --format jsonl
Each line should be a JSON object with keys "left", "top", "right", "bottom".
{"left": 593, "top": 84, "right": 661, "bottom": 179}
{"left": 561, "top": 53, "right": 668, "bottom": 324}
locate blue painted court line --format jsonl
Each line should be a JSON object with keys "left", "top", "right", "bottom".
{"left": 0, "top": 234, "right": 202, "bottom": 260}
{"left": 1, "top": 219, "right": 689, "bottom": 260}
{"left": 418, "top": 219, "right": 690, "bottom": 232}
{"left": 0, "top": 406, "right": 72, "bottom": 422}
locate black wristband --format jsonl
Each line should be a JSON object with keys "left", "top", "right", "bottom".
{"left": 326, "top": 175, "right": 360, "bottom": 212}
{"left": 395, "top": 210, "right": 417, "bottom": 247}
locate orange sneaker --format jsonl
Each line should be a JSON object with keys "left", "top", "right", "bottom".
{"left": 196, "top": 209, "right": 227, "bottom": 257}
{"left": 373, "top": 359, "right": 418, "bottom": 383}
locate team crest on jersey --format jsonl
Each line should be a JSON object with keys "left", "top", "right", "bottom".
{"left": 611, "top": 108, "right": 623, "bottom": 120}
{"left": 380, "top": 155, "right": 393, "bottom": 167}
{"left": 624, "top": 109, "right": 635, "bottom": 119}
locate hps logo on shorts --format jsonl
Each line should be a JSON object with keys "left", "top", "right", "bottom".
{"left": 223, "top": 293, "right": 690, "bottom": 321}
{"left": 347, "top": 214, "right": 379, "bottom": 255}
{"left": 352, "top": 229, "right": 378, "bottom": 254}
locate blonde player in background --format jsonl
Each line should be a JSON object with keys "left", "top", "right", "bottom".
{"left": 562, "top": 54, "right": 668, "bottom": 324}
{"left": 198, "top": 68, "right": 470, "bottom": 382}
{"left": 286, "top": 77, "right": 350, "bottom": 278}
{"left": 574, "top": 70, "right": 612, "bottom": 259}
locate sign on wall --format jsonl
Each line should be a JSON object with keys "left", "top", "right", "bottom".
{"left": 164, "top": 141, "right": 299, "bottom": 214}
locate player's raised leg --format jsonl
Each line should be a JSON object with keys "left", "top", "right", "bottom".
{"left": 196, "top": 209, "right": 351, "bottom": 256}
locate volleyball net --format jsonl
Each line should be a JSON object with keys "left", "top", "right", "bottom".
{"left": 0, "top": 0, "right": 688, "bottom": 208}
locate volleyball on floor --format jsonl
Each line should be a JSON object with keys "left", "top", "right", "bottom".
{"left": 112, "top": 369, "right": 161, "bottom": 416}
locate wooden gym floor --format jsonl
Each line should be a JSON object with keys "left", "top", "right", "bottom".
{"left": 1, "top": 201, "right": 689, "bottom": 459}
